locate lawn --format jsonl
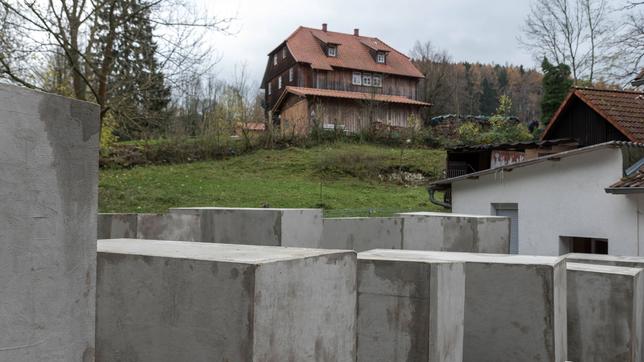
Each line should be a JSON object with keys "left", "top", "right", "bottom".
{"left": 99, "top": 142, "right": 447, "bottom": 217}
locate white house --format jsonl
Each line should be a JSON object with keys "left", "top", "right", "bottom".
{"left": 429, "top": 142, "right": 644, "bottom": 256}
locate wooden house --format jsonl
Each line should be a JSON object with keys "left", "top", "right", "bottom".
{"left": 541, "top": 87, "right": 644, "bottom": 146}
{"left": 261, "top": 24, "right": 430, "bottom": 134}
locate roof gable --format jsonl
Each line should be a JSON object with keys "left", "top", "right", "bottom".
{"left": 280, "top": 26, "right": 424, "bottom": 78}
{"left": 542, "top": 87, "right": 644, "bottom": 143}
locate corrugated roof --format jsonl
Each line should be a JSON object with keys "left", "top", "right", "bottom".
{"left": 280, "top": 26, "right": 424, "bottom": 78}
{"left": 431, "top": 141, "right": 644, "bottom": 187}
{"left": 273, "top": 86, "right": 431, "bottom": 112}
{"left": 542, "top": 87, "right": 644, "bottom": 142}
{"left": 447, "top": 138, "right": 577, "bottom": 152}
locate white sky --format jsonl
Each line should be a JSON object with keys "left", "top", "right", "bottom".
{"left": 202, "top": 0, "right": 536, "bottom": 87}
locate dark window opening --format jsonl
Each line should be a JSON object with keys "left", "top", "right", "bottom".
{"left": 560, "top": 236, "right": 608, "bottom": 255}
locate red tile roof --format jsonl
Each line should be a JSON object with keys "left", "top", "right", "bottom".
{"left": 273, "top": 86, "right": 431, "bottom": 112}
{"left": 542, "top": 87, "right": 644, "bottom": 142}
{"left": 277, "top": 26, "right": 424, "bottom": 78}
{"left": 608, "top": 166, "right": 644, "bottom": 189}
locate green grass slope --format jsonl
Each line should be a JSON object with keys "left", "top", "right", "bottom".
{"left": 99, "top": 143, "right": 447, "bottom": 217}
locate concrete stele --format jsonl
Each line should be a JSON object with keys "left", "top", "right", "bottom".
{"left": 397, "top": 212, "right": 510, "bottom": 253}
{"left": 321, "top": 217, "right": 403, "bottom": 251}
{"left": 96, "top": 239, "right": 357, "bottom": 361}
{"left": 357, "top": 250, "right": 465, "bottom": 362}
{"left": 169, "top": 207, "right": 323, "bottom": 247}
{"left": 567, "top": 262, "right": 644, "bottom": 362}
{"left": 0, "top": 84, "right": 99, "bottom": 361}
{"left": 361, "top": 249, "right": 567, "bottom": 362}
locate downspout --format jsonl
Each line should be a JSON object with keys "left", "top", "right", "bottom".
{"left": 427, "top": 185, "right": 451, "bottom": 209}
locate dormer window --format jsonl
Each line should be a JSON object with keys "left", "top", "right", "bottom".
{"left": 327, "top": 45, "right": 337, "bottom": 57}
{"left": 376, "top": 52, "right": 386, "bottom": 64}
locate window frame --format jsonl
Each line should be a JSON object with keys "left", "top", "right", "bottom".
{"left": 282, "top": 47, "right": 287, "bottom": 59}
{"left": 278, "top": 76, "right": 282, "bottom": 89}
{"left": 273, "top": 55, "right": 277, "bottom": 66}
{"left": 372, "top": 74, "right": 382, "bottom": 87}
{"left": 352, "top": 71, "right": 362, "bottom": 85}
{"left": 289, "top": 67, "right": 294, "bottom": 82}
{"left": 268, "top": 82, "right": 272, "bottom": 95}
{"left": 362, "top": 73, "right": 372, "bottom": 87}
{"left": 327, "top": 45, "right": 337, "bottom": 57}
{"left": 376, "top": 52, "right": 386, "bottom": 64}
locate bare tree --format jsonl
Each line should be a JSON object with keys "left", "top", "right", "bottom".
{"left": 410, "top": 41, "right": 454, "bottom": 117}
{"left": 606, "top": 1, "right": 643, "bottom": 84}
{"left": 0, "top": 0, "right": 234, "bottom": 127}
{"left": 521, "top": 0, "right": 610, "bottom": 83}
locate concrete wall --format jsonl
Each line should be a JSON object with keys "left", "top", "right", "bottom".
{"left": 565, "top": 253, "right": 644, "bottom": 268}
{"left": 451, "top": 147, "right": 641, "bottom": 256}
{"left": 361, "top": 250, "right": 567, "bottom": 361}
{"left": 136, "top": 213, "right": 202, "bottom": 241}
{"left": 321, "top": 217, "right": 403, "bottom": 251}
{"left": 567, "top": 262, "right": 644, "bottom": 361}
{"left": 357, "top": 251, "right": 465, "bottom": 362}
{"left": 97, "top": 213, "right": 137, "bottom": 239}
{"left": 96, "top": 239, "right": 356, "bottom": 361}
{"left": 398, "top": 212, "right": 510, "bottom": 253}
{"left": 0, "top": 85, "right": 99, "bottom": 361}
{"left": 169, "top": 207, "right": 323, "bottom": 246}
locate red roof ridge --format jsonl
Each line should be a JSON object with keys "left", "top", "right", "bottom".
{"left": 574, "top": 86, "right": 644, "bottom": 96}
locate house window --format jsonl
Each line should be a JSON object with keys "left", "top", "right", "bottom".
{"left": 282, "top": 47, "right": 286, "bottom": 59}
{"left": 372, "top": 74, "right": 382, "bottom": 87}
{"left": 268, "top": 82, "right": 272, "bottom": 95}
{"left": 492, "top": 203, "right": 519, "bottom": 254}
{"left": 289, "top": 67, "right": 294, "bottom": 82}
{"left": 362, "top": 73, "right": 372, "bottom": 87}
{"left": 278, "top": 76, "right": 282, "bottom": 89}
{"left": 560, "top": 236, "right": 608, "bottom": 255}
{"left": 352, "top": 72, "right": 362, "bottom": 85}
{"left": 376, "top": 52, "right": 386, "bottom": 63}
{"left": 327, "top": 45, "right": 337, "bottom": 57}
{"left": 273, "top": 55, "right": 277, "bottom": 66}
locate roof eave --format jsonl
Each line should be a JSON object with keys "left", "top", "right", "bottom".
{"left": 605, "top": 187, "right": 644, "bottom": 194}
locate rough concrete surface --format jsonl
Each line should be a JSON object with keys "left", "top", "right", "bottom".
{"left": 567, "top": 262, "right": 644, "bottom": 362}
{"left": 0, "top": 84, "right": 99, "bottom": 361}
{"left": 398, "top": 212, "right": 510, "bottom": 253}
{"left": 169, "top": 207, "right": 323, "bottom": 246}
{"left": 96, "top": 239, "right": 357, "bottom": 361}
{"left": 361, "top": 250, "right": 567, "bottom": 362}
{"left": 357, "top": 250, "right": 465, "bottom": 362}
{"left": 136, "top": 213, "right": 202, "bottom": 241}
{"left": 565, "top": 253, "right": 644, "bottom": 268}
{"left": 97, "top": 213, "right": 138, "bottom": 239}
{"left": 321, "top": 217, "right": 403, "bottom": 251}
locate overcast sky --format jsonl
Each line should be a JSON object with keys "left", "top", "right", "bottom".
{"left": 203, "top": 0, "right": 536, "bottom": 87}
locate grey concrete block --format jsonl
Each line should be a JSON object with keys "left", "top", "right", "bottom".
{"left": 366, "top": 250, "right": 566, "bottom": 362}
{"left": 357, "top": 250, "right": 465, "bottom": 362}
{"left": 565, "top": 253, "right": 644, "bottom": 269}
{"left": 97, "top": 213, "right": 137, "bottom": 239}
{"left": 136, "top": 213, "right": 202, "bottom": 241}
{"left": 0, "top": 85, "right": 99, "bottom": 361}
{"left": 169, "top": 207, "right": 323, "bottom": 246}
{"left": 321, "top": 217, "right": 403, "bottom": 251}
{"left": 398, "top": 212, "right": 510, "bottom": 253}
{"left": 96, "top": 239, "right": 357, "bottom": 361}
{"left": 567, "top": 262, "right": 644, "bottom": 362}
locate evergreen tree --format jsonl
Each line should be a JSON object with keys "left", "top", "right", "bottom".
{"left": 480, "top": 78, "right": 498, "bottom": 115}
{"left": 98, "top": 0, "right": 171, "bottom": 139}
{"left": 541, "top": 57, "right": 573, "bottom": 124}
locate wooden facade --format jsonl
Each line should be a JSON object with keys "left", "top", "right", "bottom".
{"left": 543, "top": 96, "right": 628, "bottom": 146}
{"left": 261, "top": 25, "right": 427, "bottom": 134}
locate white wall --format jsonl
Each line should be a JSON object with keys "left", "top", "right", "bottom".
{"left": 452, "top": 147, "right": 640, "bottom": 256}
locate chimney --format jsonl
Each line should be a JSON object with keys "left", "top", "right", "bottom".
{"left": 322, "top": 23, "right": 327, "bottom": 32}
{"left": 354, "top": 28, "right": 359, "bottom": 36}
